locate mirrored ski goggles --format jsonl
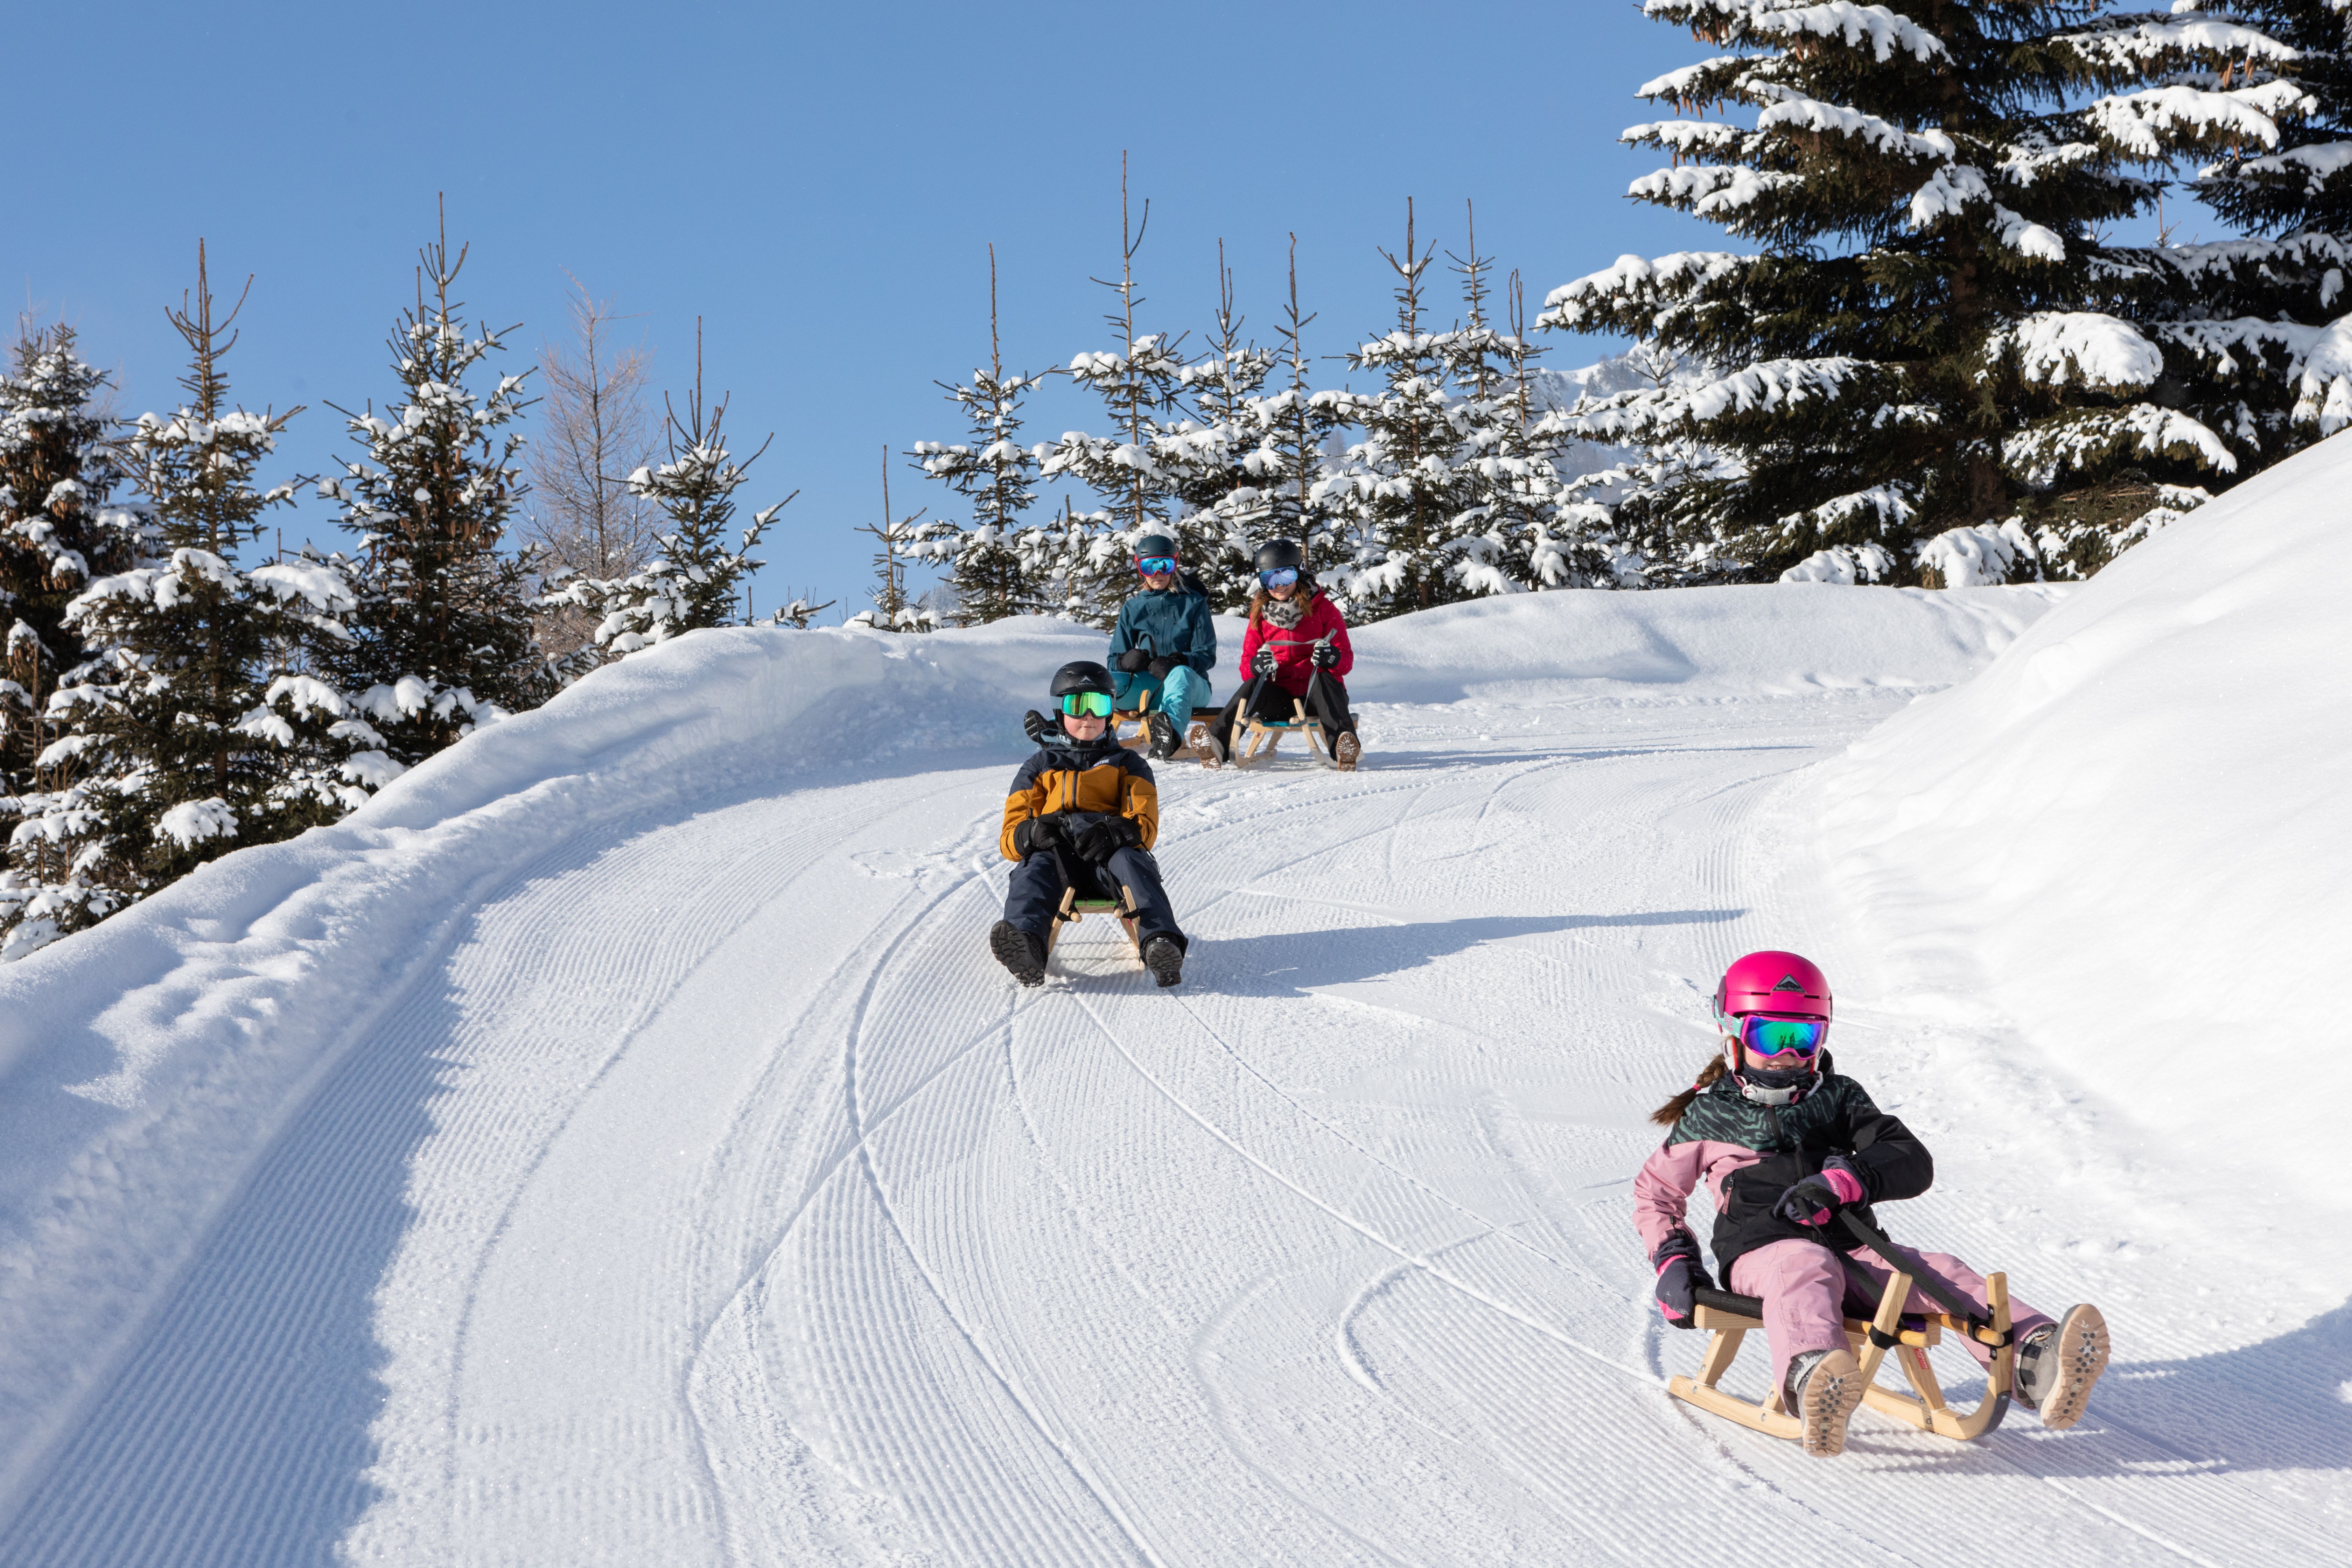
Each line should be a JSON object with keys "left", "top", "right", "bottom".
{"left": 1259, "top": 567, "right": 1299, "bottom": 588}
{"left": 1060, "top": 691, "right": 1115, "bottom": 718}
{"left": 1135, "top": 556, "right": 1177, "bottom": 576}
{"left": 1733, "top": 1015, "right": 1828, "bottom": 1057}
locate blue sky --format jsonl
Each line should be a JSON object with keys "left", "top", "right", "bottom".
{"left": 17, "top": 3, "right": 1769, "bottom": 614}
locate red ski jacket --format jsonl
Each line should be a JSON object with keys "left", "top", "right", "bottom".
{"left": 1237, "top": 591, "right": 1353, "bottom": 697}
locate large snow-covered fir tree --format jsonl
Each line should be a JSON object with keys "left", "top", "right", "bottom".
{"left": 1, "top": 251, "right": 365, "bottom": 960}
{"left": 909, "top": 247, "right": 1055, "bottom": 625}
{"left": 316, "top": 212, "right": 552, "bottom": 768}
{"left": 0, "top": 325, "right": 142, "bottom": 802}
{"left": 1543, "top": 1, "right": 2312, "bottom": 586}
{"left": 545, "top": 327, "right": 790, "bottom": 659}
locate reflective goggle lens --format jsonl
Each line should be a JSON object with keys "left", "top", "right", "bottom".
{"left": 1136, "top": 556, "right": 1176, "bottom": 575}
{"left": 1738, "top": 1016, "right": 1826, "bottom": 1056}
{"left": 1061, "top": 691, "right": 1114, "bottom": 718}
{"left": 1260, "top": 568, "right": 1298, "bottom": 588}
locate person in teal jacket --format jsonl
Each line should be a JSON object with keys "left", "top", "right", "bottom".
{"left": 1107, "top": 532, "right": 1216, "bottom": 758}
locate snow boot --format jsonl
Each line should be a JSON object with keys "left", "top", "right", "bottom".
{"left": 1147, "top": 710, "right": 1180, "bottom": 760}
{"left": 1141, "top": 934, "right": 1186, "bottom": 988}
{"left": 2015, "top": 1303, "right": 2108, "bottom": 1430}
{"left": 1197, "top": 723, "right": 1229, "bottom": 770}
{"left": 989, "top": 920, "right": 1047, "bottom": 987}
{"left": 1333, "top": 731, "right": 1360, "bottom": 771}
{"left": 1785, "top": 1348, "right": 1865, "bottom": 1457}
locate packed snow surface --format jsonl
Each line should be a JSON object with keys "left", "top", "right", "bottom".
{"left": 0, "top": 568, "right": 2342, "bottom": 1564}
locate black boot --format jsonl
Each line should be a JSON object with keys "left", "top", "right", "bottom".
{"left": 1141, "top": 933, "right": 1186, "bottom": 988}
{"left": 990, "top": 920, "right": 1046, "bottom": 986}
{"left": 1147, "top": 710, "right": 1180, "bottom": 760}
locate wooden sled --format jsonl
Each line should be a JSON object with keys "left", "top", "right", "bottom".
{"left": 1667, "top": 1213, "right": 2014, "bottom": 1445}
{"left": 1045, "top": 878, "right": 1143, "bottom": 961}
{"left": 1209, "top": 696, "right": 1357, "bottom": 771}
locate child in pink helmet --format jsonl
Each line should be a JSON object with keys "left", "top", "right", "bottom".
{"left": 1634, "top": 950, "right": 2112, "bottom": 1456}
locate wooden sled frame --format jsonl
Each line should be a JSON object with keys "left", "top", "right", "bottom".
{"left": 1046, "top": 879, "right": 1144, "bottom": 960}
{"left": 1667, "top": 1215, "right": 2015, "bottom": 1446}
{"left": 1108, "top": 687, "right": 1157, "bottom": 751}
{"left": 1225, "top": 696, "right": 1339, "bottom": 770}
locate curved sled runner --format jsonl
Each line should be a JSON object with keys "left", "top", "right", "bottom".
{"left": 1667, "top": 1212, "right": 2014, "bottom": 1445}
{"left": 1201, "top": 663, "right": 1360, "bottom": 773}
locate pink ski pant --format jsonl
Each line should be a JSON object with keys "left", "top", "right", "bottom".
{"left": 1727, "top": 1238, "right": 2055, "bottom": 1393}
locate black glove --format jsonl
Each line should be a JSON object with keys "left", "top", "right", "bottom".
{"left": 1146, "top": 656, "right": 1176, "bottom": 679}
{"left": 1773, "top": 1156, "right": 1864, "bottom": 1229}
{"left": 1311, "top": 642, "right": 1338, "bottom": 670}
{"left": 1116, "top": 647, "right": 1152, "bottom": 673}
{"left": 1018, "top": 814, "right": 1068, "bottom": 858}
{"left": 1652, "top": 1232, "right": 1710, "bottom": 1326}
{"left": 1252, "top": 648, "right": 1278, "bottom": 678}
{"left": 1022, "top": 709, "right": 1051, "bottom": 743}
{"left": 1072, "top": 816, "right": 1140, "bottom": 864}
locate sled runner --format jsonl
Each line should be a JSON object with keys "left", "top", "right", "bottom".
{"left": 1667, "top": 1212, "right": 2015, "bottom": 1444}
{"left": 1204, "top": 655, "right": 1358, "bottom": 772}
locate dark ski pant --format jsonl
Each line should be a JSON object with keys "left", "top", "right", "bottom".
{"left": 1212, "top": 674, "right": 1353, "bottom": 742}
{"left": 1005, "top": 846, "right": 1185, "bottom": 949}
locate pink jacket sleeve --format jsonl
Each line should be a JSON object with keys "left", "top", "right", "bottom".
{"left": 1631, "top": 1140, "right": 1705, "bottom": 1261}
{"left": 1318, "top": 601, "right": 1354, "bottom": 678}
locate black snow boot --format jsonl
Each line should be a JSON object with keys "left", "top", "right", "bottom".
{"left": 1141, "top": 933, "right": 1186, "bottom": 988}
{"left": 1147, "top": 710, "right": 1180, "bottom": 760}
{"left": 990, "top": 920, "right": 1047, "bottom": 987}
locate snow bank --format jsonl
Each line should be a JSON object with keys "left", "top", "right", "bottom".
{"left": 1820, "top": 435, "right": 2352, "bottom": 1195}
{"left": 1346, "top": 582, "right": 2063, "bottom": 704}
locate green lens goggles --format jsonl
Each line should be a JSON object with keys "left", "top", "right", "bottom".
{"left": 1061, "top": 691, "right": 1115, "bottom": 718}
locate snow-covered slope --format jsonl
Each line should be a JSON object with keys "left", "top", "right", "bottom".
{"left": 1820, "top": 436, "right": 2352, "bottom": 1198}
{"left": 0, "top": 574, "right": 2336, "bottom": 1566}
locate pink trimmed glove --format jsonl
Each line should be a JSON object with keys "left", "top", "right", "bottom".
{"left": 1773, "top": 1156, "right": 1866, "bottom": 1228}
{"left": 1651, "top": 1231, "right": 1712, "bottom": 1325}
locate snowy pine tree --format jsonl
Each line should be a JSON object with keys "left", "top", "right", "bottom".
{"left": 1239, "top": 238, "right": 1350, "bottom": 576}
{"left": 1171, "top": 246, "right": 1279, "bottom": 608}
{"left": 1325, "top": 201, "right": 1482, "bottom": 618}
{"left": 1041, "top": 159, "right": 1206, "bottom": 623}
{"left": 1543, "top": 1, "right": 2307, "bottom": 586}
{"left": 315, "top": 210, "right": 551, "bottom": 769}
{"left": 0, "top": 324, "right": 142, "bottom": 801}
{"left": 909, "top": 247, "right": 1052, "bottom": 625}
{"left": 0, "top": 250, "right": 367, "bottom": 960}
{"left": 546, "top": 326, "right": 790, "bottom": 657}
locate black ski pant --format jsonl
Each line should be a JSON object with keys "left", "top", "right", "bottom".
{"left": 1211, "top": 674, "right": 1354, "bottom": 743}
{"left": 1004, "top": 845, "right": 1184, "bottom": 949}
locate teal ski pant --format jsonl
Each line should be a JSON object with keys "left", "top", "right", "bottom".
{"left": 1112, "top": 665, "right": 1208, "bottom": 730}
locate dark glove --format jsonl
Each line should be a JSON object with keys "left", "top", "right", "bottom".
{"left": 1022, "top": 709, "right": 1051, "bottom": 743}
{"left": 1146, "top": 656, "right": 1176, "bottom": 679}
{"left": 1773, "top": 1156, "right": 1865, "bottom": 1228}
{"left": 1252, "top": 648, "right": 1278, "bottom": 678}
{"left": 1072, "top": 816, "right": 1140, "bottom": 864}
{"left": 1311, "top": 642, "right": 1338, "bottom": 670}
{"left": 1652, "top": 1232, "right": 1711, "bottom": 1326}
{"left": 1018, "top": 814, "right": 1068, "bottom": 858}
{"left": 1116, "top": 647, "right": 1152, "bottom": 673}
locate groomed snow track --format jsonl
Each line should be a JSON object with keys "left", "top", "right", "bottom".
{"left": 0, "top": 591, "right": 2342, "bottom": 1566}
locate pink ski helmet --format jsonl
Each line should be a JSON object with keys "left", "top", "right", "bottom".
{"left": 1714, "top": 950, "right": 1833, "bottom": 1024}
{"left": 1714, "top": 951, "right": 1834, "bottom": 1106}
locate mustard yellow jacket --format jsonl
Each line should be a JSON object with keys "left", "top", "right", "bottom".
{"left": 999, "top": 730, "right": 1160, "bottom": 861}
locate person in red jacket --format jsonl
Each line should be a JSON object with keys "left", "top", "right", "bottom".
{"left": 1201, "top": 539, "right": 1360, "bottom": 769}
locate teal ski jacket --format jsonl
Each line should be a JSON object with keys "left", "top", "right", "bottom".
{"left": 1108, "top": 573, "right": 1217, "bottom": 677}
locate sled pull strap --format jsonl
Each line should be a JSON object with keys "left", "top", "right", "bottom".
{"left": 1840, "top": 1211, "right": 2007, "bottom": 1344}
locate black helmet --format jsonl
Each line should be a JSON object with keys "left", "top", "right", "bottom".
{"left": 1051, "top": 660, "right": 1115, "bottom": 699}
{"left": 1133, "top": 532, "right": 1178, "bottom": 561}
{"left": 1254, "top": 539, "right": 1303, "bottom": 573}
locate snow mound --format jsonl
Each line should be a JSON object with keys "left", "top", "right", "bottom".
{"left": 1820, "top": 433, "right": 2352, "bottom": 1196}
{"left": 1348, "top": 583, "right": 2063, "bottom": 703}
